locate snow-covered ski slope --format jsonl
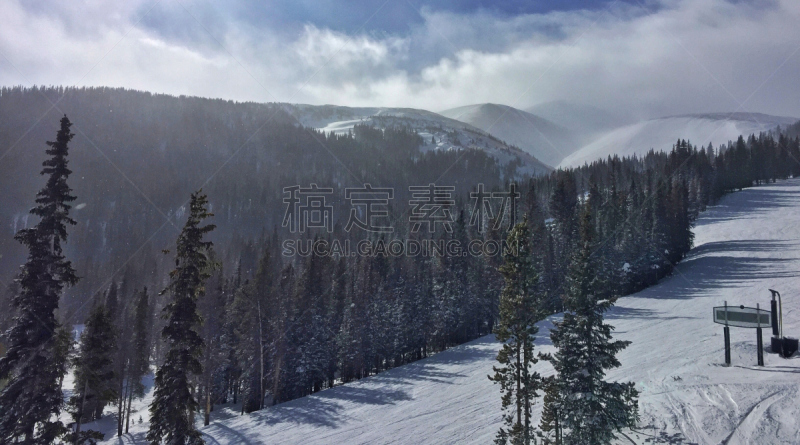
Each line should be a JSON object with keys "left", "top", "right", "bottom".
{"left": 103, "top": 180, "right": 800, "bottom": 444}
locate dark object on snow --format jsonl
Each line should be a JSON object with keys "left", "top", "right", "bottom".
{"left": 783, "top": 338, "right": 798, "bottom": 357}
{"left": 770, "top": 336, "right": 798, "bottom": 357}
{"left": 724, "top": 326, "right": 731, "bottom": 366}
{"left": 770, "top": 290, "right": 780, "bottom": 336}
{"left": 767, "top": 290, "right": 796, "bottom": 358}
{"left": 757, "top": 326, "right": 764, "bottom": 366}
{"left": 781, "top": 337, "right": 797, "bottom": 358}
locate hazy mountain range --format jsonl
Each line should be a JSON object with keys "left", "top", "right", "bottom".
{"left": 292, "top": 100, "right": 797, "bottom": 171}
{"left": 280, "top": 99, "right": 799, "bottom": 173}
{"left": 558, "top": 112, "right": 798, "bottom": 168}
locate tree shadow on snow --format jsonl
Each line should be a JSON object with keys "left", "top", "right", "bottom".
{"left": 203, "top": 422, "right": 254, "bottom": 445}
{"left": 109, "top": 431, "right": 148, "bottom": 445}
{"left": 220, "top": 396, "right": 346, "bottom": 430}
{"left": 370, "top": 365, "right": 468, "bottom": 384}
{"left": 633, "top": 255, "right": 800, "bottom": 301}
{"left": 604, "top": 306, "right": 700, "bottom": 322}
{"left": 645, "top": 431, "right": 699, "bottom": 444}
{"left": 313, "top": 385, "right": 413, "bottom": 406}
{"left": 695, "top": 184, "right": 800, "bottom": 227}
{"left": 689, "top": 239, "right": 797, "bottom": 256}
{"left": 205, "top": 385, "right": 414, "bottom": 436}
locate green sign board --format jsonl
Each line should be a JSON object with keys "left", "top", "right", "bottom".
{"left": 713, "top": 306, "right": 770, "bottom": 329}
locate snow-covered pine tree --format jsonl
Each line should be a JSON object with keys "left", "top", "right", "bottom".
{"left": 232, "top": 279, "right": 265, "bottom": 412}
{"left": 326, "top": 258, "right": 348, "bottom": 387}
{"left": 148, "top": 191, "right": 215, "bottom": 445}
{"left": 70, "top": 302, "right": 117, "bottom": 437}
{"left": 0, "top": 115, "right": 79, "bottom": 443}
{"left": 198, "top": 270, "right": 226, "bottom": 426}
{"left": 126, "top": 287, "right": 151, "bottom": 433}
{"left": 543, "top": 205, "right": 638, "bottom": 445}
{"left": 219, "top": 264, "right": 245, "bottom": 407}
{"left": 267, "top": 262, "right": 296, "bottom": 404}
{"left": 103, "top": 279, "right": 133, "bottom": 438}
{"left": 293, "top": 240, "right": 333, "bottom": 394}
{"left": 336, "top": 291, "right": 361, "bottom": 384}
{"left": 538, "top": 375, "right": 562, "bottom": 445}
{"left": 489, "top": 219, "right": 544, "bottom": 445}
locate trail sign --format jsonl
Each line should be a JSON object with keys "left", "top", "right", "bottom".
{"left": 713, "top": 305, "right": 770, "bottom": 329}
{"left": 714, "top": 302, "right": 768, "bottom": 366}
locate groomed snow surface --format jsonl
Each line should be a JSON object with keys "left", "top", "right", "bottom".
{"left": 97, "top": 180, "right": 800, "bottom": 444}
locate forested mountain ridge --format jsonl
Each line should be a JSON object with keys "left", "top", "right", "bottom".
{"left": 0, "top": 86, "right": 529, "bottom": 320}
{"left": 283, "top": 103, "right": 552, "bottom": 175}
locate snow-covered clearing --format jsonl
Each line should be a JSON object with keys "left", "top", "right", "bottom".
{"left": 99, "top": 179, "right": 800, "bottom": 444}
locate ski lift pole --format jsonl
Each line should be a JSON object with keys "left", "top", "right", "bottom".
{"left": 769, "top": 289, "right": 783, "bottom": 338}
{"left": 724, "top": 301, "right": 731, "bottom": 366}
{"left": 756, "top": 303, "right": 764, "bottom": 366}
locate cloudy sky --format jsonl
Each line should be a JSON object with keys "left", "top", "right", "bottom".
{"left": 1, "top": 0, "right": 798, "bottom": 120}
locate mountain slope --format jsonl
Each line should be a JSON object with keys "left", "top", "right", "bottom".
{"left": 99, "top": 179, "right": 800, "bottom": 444}
{"left": 559, "top": 113, "right": 798, "bottom": 168}
{"left": 525, "top": 100, "right": 626, "bottom": 144}
{"left": 438, "top": 103, "right": 577, "bottom": 168}
{"left": 284, "top": 103, "right": 552, "bottom": 176}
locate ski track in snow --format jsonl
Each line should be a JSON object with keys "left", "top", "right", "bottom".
{"left": 96, "top": 179, "right": 800, "bottom": 444}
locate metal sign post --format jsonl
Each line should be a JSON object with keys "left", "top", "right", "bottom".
{"left": 724, "top": 301, "right": 730, "bottom": 366}
{"left": 756, "top": 303, "right": 764, "bottom": 366}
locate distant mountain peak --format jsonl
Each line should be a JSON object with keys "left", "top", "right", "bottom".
{"left": 284, "top": 103, "right": 552, "bottom": 177}
{"left": 439, "top": 103, "right": 578, "bottom": 167}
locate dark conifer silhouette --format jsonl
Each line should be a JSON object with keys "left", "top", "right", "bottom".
{"left": 148, "top": 191, "right": 215, "bottom": 445}
{"left": 490, "top": 220, "right": 544, "bottom": 445}
{"left": 0, "top": 115, "right": 78, "bottom": 443}
{"left": 542, "top": 206, "right": 638, "bottom": 444}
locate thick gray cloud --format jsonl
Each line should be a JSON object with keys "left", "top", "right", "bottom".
{"left": 1, "top": 0, "right": 798, "bottom": 120}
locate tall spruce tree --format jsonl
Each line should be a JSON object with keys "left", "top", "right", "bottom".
{"left": 148, "top": 191, "right": 215, "bottom": 445}
{"left": 489, "top": 220, "right": 544, "bottom": 445}
{"left": 70, "top": 302, "right": 117, "bottom": 437}
{"left": 543, "top": 206, "right": 638, "bottom": 445}
{"left": 0, "top": 115, "right": 78, "bottom": 444}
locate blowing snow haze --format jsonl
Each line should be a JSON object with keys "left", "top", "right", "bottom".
{"left": 2, "top": 1, "right": 800, "bottom": 444}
